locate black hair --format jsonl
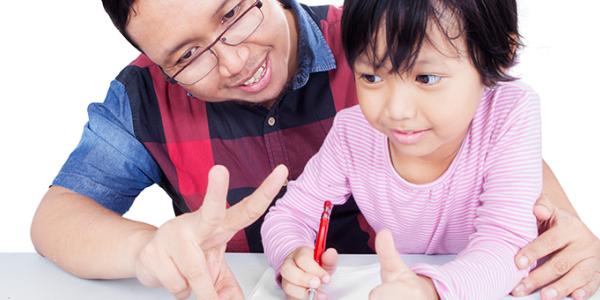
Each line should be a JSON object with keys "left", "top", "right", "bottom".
{"left": 101, "top": 0, "right": 141, "bottom": 51}
{"left": 341, "top": 0, "right": 522, "bottom": 86}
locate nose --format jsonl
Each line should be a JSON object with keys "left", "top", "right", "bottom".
{"left": 386, "top": 84, "right": 418, "bottom": 121}
{"left": 212, "top": 42, "right": 250, "bottom": 77}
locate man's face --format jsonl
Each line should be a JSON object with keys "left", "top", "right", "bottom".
{"left": 127, "top": 0, "right": 297, "bottom": 104}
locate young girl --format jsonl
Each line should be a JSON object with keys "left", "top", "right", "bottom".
{"left": 262, "top": 0, "right": 541, "bottom": 299}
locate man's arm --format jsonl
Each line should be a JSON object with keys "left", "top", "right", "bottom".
{"left": 539, "top": 160, "right": 577, "bottom": 214}
{"left": 31, "top": 186, "right": 156, "bottom": 279}
{"left": 511, "top": 160, "right": 600, "bottom": 300}
{"left": 31, "top": 165, "right": 288, "bottom": 300}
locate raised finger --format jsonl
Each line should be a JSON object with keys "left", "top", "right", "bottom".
{"left": 196, "top": 165, "right": 229, "bottom": 229}
{"left": 376, "top": 230, "right": 411, "bottom": 283}
{"left": 225, "top": 164, "right": 288, "bottom": 231}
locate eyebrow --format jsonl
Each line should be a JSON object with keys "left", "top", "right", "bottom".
{"left": 162, "top": 0, "right": 234, "bottom": 66}
{"left": 414, "top": 58, "right": 435, "bottom": 66}
{"left": 355, "top": 56, "right": 371, "bottom": 66}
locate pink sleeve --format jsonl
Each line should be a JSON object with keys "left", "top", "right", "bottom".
{"left": 412, "top": 90, "right": 542, "bottom": 299}
{"left": 261, "top": 115, "right": 353, "bottom": 273}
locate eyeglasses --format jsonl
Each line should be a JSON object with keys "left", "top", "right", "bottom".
{"left": 165, "top": 0, "right": 264, "bottom": 85}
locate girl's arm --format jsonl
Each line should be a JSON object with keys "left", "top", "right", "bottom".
{"left": 411, "top": 87, "right": 542, "bottom": 299}
{"left": 261, "top": 113, "right": 353, "bottom": 273}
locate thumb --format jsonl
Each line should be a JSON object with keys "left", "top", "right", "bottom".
{"left": 196, "top": 165, "right": 229, "bottom": 228}
{"left": 376, "top": 230, "right": 411, "bottom": 283}
{"left": 320, "top": 248, "right": 338, "bottom": 276}
{"left": 533, "top": 194, "right": 554, "bottom": 222}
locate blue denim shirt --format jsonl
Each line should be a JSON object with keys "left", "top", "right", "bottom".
{"left": 53, "top": 0, "right": 337, "bottom": 214}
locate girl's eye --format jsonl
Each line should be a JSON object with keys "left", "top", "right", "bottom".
{"left": 361, "top": 74, "right": 382, "bottom": 84}
{"left": 221, "top": 4, "right": 241, "bottom": 24}
{"left": 415, "top": 74, "right": 441, "bottom": 85}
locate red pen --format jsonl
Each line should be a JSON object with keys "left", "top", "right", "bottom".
{"left": 308, "top": 200, "right": 333, "bottom": 300}
{"left": 314, "top": 200, "right": 333, "bottom": 264}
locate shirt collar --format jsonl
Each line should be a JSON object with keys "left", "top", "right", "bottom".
{"left": 282, "top": 0, "right": 337, "bottom": 90}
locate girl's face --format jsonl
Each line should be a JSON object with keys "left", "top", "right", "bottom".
{"left": 354, "top": 22, "right": 485, "bottom": 163}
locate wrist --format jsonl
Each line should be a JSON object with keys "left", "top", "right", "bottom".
{"left": 123, "top": 226, "right": 156, "bottom": 277}
{"left": 418, "top": 275, "right": 440, "bottom": 300}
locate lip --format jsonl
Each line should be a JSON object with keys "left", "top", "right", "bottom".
{"left": 390, "top": 128, "right": 430, "bottom": 145}
{"left": 235, "top": 56, "right": 271, "bottom": 94}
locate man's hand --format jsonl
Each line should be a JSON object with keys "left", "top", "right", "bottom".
{"left": 512, "top": 195, "right": 600, "bottom": 300}
{"left": 279, "top": 246, "right": 336, "bottom": 300}
{"left": 369, "top": 230, "right": 439, "bottom": 300}
{"left": 135, "top": 165, "right": 288, "bottom": 299}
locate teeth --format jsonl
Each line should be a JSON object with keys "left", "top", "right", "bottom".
{"left": 242, "top": 62, "right": 266, "bottom": 86}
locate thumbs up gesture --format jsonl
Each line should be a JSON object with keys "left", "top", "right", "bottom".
{"left": 134, "top": 165, "right": 288, "bottom": 300}
{"left": 369, "top": 230, "right": 440, "bottom": 300}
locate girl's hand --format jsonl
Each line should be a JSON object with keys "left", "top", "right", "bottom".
{"left": 369, "top": 230, "right": 439, "bottom": 300}
{"left": 280, "top": 246, "right": 337, "bottom": 300}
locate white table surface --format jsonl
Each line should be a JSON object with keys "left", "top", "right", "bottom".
{"left": 1, "top": 253, "right": 596, "bottom": 299}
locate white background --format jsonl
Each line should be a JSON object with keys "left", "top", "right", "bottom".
{"left": 0, "top": 1, "right": 598, "bottom": 252}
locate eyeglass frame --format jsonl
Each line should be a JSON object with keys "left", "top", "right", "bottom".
{"left": 164, "top": 0, "right": 264, "bottom": 85}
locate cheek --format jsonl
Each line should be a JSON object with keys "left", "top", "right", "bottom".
{"left": 357, "top": 88, "right": 386, "bottom": 126}
{"left": 257, "top": 4, "right": 288, "bottom": 47}
{"left": 186, "top": 80, "right": 222, "bottom": 101}
{"left": 426, "top": 96, "right": 481, "bottom": 137}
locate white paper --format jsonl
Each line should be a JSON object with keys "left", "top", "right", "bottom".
{"left": 245, "top": 261, "right": 574, "bottom": 300}
{"left": 248, "top": 263, "right": 382, "bottom": 300}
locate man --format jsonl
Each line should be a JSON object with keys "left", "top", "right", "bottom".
{"left": 31, "top": 0, "right": 599, "bottom": 299}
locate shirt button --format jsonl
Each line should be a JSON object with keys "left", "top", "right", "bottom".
{"left": 267, "top": 116, "right": 276, "bottom": 127}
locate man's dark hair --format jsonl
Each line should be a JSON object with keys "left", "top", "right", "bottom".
{"left": 341, "top": 0, "right": 522, "bottom": 86}
{"left": 102, "top": 0, "right": 141, "bottom": 51}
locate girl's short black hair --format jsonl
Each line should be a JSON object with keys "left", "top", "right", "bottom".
{"left": 341, "top": 0, "right": 522, "bottom": 86}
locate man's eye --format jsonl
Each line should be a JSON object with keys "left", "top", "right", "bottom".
{"left": 177, "top": 47, "right": 198, "bottom": 65}
{"left": 360, "top": 74, "right": 382, "bottom": 84}
{"left": 415, "top": 74, "right": 442, "bottom": 85}
{"left": 221, "top": 4, "right": 241, "bottom": 24}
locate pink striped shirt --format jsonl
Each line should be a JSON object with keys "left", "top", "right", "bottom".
{"left": 261, "top": 81, "right": 542, "bottom": 299}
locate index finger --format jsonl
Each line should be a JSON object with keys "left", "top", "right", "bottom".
{"left": 225, "top": 164, "right": 288, "bottom": 231}
{"left": 515, "top": 226, "right": 568, "bottom": 269}
{"left": 376, "top": 230, "right": 411, "bottom": 283}
{"left": 294, "top": 247, "right": 330, "bottom": 279}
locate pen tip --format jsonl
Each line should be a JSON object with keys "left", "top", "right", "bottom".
{"left": 308, "top": 289, "right": 316, "bottom": 300}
